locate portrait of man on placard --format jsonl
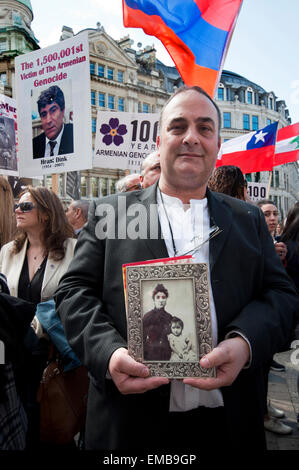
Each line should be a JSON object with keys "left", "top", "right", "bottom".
{"left": 0, "top": 116, "right": 17, "bottom": 171}
{"left": 32, "top": 82, "right": 74, "bottom": 159}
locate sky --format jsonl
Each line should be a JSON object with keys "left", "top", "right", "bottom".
{"left": 29, "top": 0, "right": 299, "bottom": 123}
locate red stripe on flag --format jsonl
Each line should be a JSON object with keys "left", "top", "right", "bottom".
{"left": 217, "top": 145, "right": 275, "bottom": 174}
{"left": 194, "top": 0, "right": 243, "bottom": 31}
{"left": 277, "top": 122, "right": 299, "bottom": 141}
{"left": 274, "top": 150, "right": 299, "bottom": 166}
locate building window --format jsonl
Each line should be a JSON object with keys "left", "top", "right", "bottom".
{"left": 118, "top": 97, "right": 125, "bottom": 111}
{"left": 275, "top": 170, "right": 280, "bottom": 188}
{"left": 269, "top": 97, "right": 273, "bottom": 110}
{"left": 138, "top": 102, "right": 142, "bottom": 113}
{"left": 252, "top": 115, "right": 259, "bottom": 130}
{"left": 142, "top": 103, "right": 149, "bottom": 113}
{"left": 90, "top": 62, "right": 95, "bottom": 75}
{"left": 99, "top": 93, "right": 105, "bottom": 107}
{"left": 264, "top": 96, "right": 268, "bottom": 107}
{"left": 254, "top": 172, "right": 260, "bottom": 182}
{"left": 91, "top": 91, "right": 96, "bottom": 106}
{"left": 0, "top": 39, "right": 7, "bottom": 52}
{"left": 247, "top": 91, "right": 253, "bottom": 104}
{"left": 267, "top": 118, "right": 272, "bottom": 125}
{"left": 92, "top": 117, "right": 96, "bottom": 133}
{"left": 243, "top": 114, "right": 250, "bottom": 130}
{"left": 110, "top": 179, "right": 117, "bottom": 195}
{"left": 239, "top": 90, "right": 245, "bottom": 103}
{"left": 217, "top": 87, "right": 224, "bottom": 100}
{"left": 117, "top": 71, "right": 124, "bottom": 83}
{"left": 226, "top": 88, "right": 232, "bottom": 101}
{"left": 223, "top": 112, "right": 231, "bottom": 128}
{"left": 81, "top": 176, "right": 87, "bottom": 198}
{"left": 91, "top": 177, "right": 100, "bottom": 198}
{"left": 108, "top": 95, "right": 115, "bottom": 110}
{"left": 107, "top": 68, "right": 114, "bottom": 80}
{"left": 0, "top": 73, "right": 7, "bottom": 86}
{"left": 98, "top": 64, "right": 105, "bottom": 77}
{"left": 100, "top": 178, "right": 108, "bottom": 197}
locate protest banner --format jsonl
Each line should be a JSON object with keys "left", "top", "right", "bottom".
{"left": 0, "top": 94, "right": 18, "bottom": 177}
{"left": 15, "top": 33, "right": 92, "bottom": 177}
{"left": 94, "top": 111, "right": 159, "bottom": 171}
{"left": 247, "top": 182, "right": 267, "bottom": 202}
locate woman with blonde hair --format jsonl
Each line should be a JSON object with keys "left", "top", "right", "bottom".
{"left": 0, "top": 176, "right": 15, "bottom": 248}
{"left": 0, "top": 185, "right": 76, "bottom": 447}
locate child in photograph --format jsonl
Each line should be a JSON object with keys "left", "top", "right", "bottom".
{"left": 167, "top": 317, "right": 197, "bottom": 362}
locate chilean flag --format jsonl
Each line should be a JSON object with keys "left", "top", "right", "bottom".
{"left": 274, "top": 122, "right": 299, "bottom": 166}
{"left": 216, "top": 122, "right": 278, "bottom": 174}
{"left": 122, "top": 0, "right": 243, "bottom": 97}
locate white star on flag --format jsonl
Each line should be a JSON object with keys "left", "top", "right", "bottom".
{"left": 254, "top": 130, "right": 268, "bottom": 144}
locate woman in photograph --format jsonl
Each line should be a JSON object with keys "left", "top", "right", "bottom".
{"left": 143, "top": 283, "right": 173, "bottom": 361}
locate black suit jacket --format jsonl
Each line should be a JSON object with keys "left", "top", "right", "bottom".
{"left": 32, "top": 123, "right": 74, "bottom": 159}
{"left": 55, "top": 182, "right": 298, "bottom": 450}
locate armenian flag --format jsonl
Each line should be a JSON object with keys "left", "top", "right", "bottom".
{"left": 122, "top": 0, "right": 243, "bottom": 97}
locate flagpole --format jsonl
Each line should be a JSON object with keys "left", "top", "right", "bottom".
{"left": 266, "top": 171, "right": 272, "bottom": 198}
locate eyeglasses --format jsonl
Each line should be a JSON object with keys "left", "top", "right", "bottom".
{"left": 14, "top": 202, "right": 36, "bottom": 213}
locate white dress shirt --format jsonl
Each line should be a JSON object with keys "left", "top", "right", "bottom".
{"left": 44, "top": 124, "right": 64, "bottom": 157}
{"left": 157, "top": 189, "right": 224, "bottom": 411}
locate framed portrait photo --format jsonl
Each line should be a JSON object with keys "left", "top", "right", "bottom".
{"left": 125, "top": 262, "right": 216, "bottom": 379}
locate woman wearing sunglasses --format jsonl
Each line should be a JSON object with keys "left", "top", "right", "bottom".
{"left": 0, "top": 186, "right": 76, "bottom": 448}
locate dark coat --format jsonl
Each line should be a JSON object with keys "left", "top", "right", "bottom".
{"left": 32, "top": 123, "right": 74, "bottom": 159}
{"left": 143, "top": 308, "right": 173, "bottom": 360}
{"left": 55, "top": 182, "right": 298, "bottom": 450}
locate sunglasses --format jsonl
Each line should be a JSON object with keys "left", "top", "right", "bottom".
{"left": 14, "top": 202, "right": 36, "bottom": 213}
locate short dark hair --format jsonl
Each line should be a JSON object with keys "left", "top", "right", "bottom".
{"left": 37, "top": 86, "right": 65, "bottom": 115}
{"left": 159, "top": 85, "right": 221, "bottom": 136}
{"left": 256, "top": 199, "right": 276, "bottom": 209}
{"left": 152, "top": 283, "right": 169, "bottom": 299}
{"left": 171, "top": 316, "right": 184, "bottom": 329}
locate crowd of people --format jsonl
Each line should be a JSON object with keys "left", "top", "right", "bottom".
{"left": 0, "top": 84, "right": 298, "bottom": 452}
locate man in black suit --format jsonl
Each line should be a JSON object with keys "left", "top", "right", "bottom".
{"left": 32, "top": 85, "right": 73, "bottom": 159}
{"left": 55, "top": 86, "right": 298, "bottom": 452}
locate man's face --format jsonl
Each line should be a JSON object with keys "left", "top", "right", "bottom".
{"left": 140, "top": 153, "right": 161, "bottom": 188}
{"left": 125, "top": 174, "right": 141, "bottom": 191}
{"left": 65, "top": 202, "right": 78, "bottom": 228}
{"left": 40, "top": 102, "right": 65, "bottom": 140}
{"left": 158, "top": 90, "right": 220, "bottom": 195}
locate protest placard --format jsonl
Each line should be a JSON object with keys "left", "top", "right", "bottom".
{"left": 94, "top": 111, "right": 159, "bottom": 171}
{"left": 0, "top": 94, "right": 18, "bottom": 177}
{"left": 15, "top": 33, "right": 92, "bottom": 177}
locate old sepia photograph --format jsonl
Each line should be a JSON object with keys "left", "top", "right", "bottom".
{"left": 125, "top": 262, "right": 215, "bottom": 378}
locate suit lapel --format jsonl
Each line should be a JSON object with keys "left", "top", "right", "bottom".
{"left": 207, "top": 189, "right": 232, "bottom": 272}
{"left": 41, "top": 255, "right": 60, "bottom": 298}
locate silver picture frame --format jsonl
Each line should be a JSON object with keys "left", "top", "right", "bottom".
{"left": 125, "top": 262, "right": 216, "bottom": 378}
